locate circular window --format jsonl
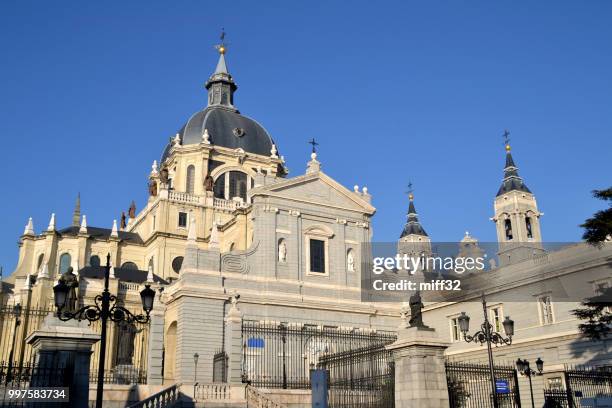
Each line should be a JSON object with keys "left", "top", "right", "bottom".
{"left": 233, "top": 127, "right": 245, "bottom": 137}
{"left": 172, "top": 256, "right": 184, "bottom": 274}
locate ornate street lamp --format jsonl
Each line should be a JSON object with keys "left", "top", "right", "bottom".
{"left": 516, "top": 357, "right": 544, "bottom": 408}
{"left": 193, "top": 353, "right": 199, "bottom": 384}
{"left": 459, "top": 294, "right": 514, "bottom": 408}
{"left": 52, "top": 254, "right": 155, "bottom": 408}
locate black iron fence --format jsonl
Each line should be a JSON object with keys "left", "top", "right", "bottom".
{"left": 213, "top": 350, "right": 228, "bottom": 383}
{"left": 445, "top": 361, "right": 521, "bottom": 408}
{"left": 544, "top": 366, "right": 612, "bottom": 407}
{"left": 241, "top": 320, "right": 396, "bottom": 389}
{"left": 319, "top": 343, "right": 395, "bottom": 408}
{"left": 0, "top": 359, "right": 70, "bottom": 407}
{"left": 0, "top": 304, "right": 149, "bottom": 386}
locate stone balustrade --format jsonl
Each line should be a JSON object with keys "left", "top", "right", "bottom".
{"left": 245, "top": 385, "right": 288, "bottom": 408}
{"left": 127, "top": 383, "right": 181, "bottom": 408}
{"left": 168, "top": 191, "right": 199, "bottom": 204}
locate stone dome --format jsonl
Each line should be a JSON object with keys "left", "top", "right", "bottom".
{"left": 161, "top": 107, "right": 275, "bottom": 162}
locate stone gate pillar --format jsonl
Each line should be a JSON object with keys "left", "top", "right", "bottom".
{"left": 26, "top": 314, "right": 100, "bottom": 408}
{"left": 146, "top": 294, "right": 166, "bottom": 385}
{"left": 386, "top": 325, "right": 451, "bottom": 408}
{"left": 224, "top": 297, "right": 243, "bottom": 384}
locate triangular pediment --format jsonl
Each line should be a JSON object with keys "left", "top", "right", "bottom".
{"left": 251, "top": 172, "right": 375, "bottom": 214}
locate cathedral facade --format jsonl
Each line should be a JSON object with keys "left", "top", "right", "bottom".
{"left": 1, "top": 41, "right": 610, "bottom": 404}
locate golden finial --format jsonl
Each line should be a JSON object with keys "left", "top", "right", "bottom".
{"left": 215, "top": 29, "right": 227, "bottom": 55}
{"left": 503, "top": 129, "right": 511, "bottom": 152}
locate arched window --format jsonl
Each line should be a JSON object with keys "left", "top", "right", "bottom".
{"left": 172, "top": 256, "right": 183, "bottom": 274}
{"left": 59, "top": 253, "right": 71, "bottom": 274}
{"left": 186, "top": 165, "right": 195, "bottom": 194}
{"left": 347, "top": 249, "right": 355, "bottom": 272}
{"left": 90, "top": 255, "right": 101, "bottom": 267}
{"left": 148, "top": 258, "right": 154, "bottom": 275}
{"left": 229, "top": 171, "right": 247, "bottom": 201}
{"left": 525, "top": 217, "right": 533, "bottom": 239}
{"left": 37, "top": 254, "right": 45, "bottom": 272}
{"left": 121, "top": 262, "right": 138, "bottom": 270}
{"left": 504, "top": 219, "right": 513, "bottom": 240}
{"left": 213, "top": 173, "right": 226, "bottom": 199}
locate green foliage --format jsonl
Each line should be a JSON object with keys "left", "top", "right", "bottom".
{"left": 580, "top": 187, "right": 612, "bottom": 246}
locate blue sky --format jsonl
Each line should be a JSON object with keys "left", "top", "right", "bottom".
{"left": 1, "top": 1, "right": 610, "bottom": 275}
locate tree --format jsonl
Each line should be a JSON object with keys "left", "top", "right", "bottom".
{"left": 573, "top": 187, "right": 612, "bottom": 340}
{"left": 580, "top": 187, "right": 612, "bottom": 245}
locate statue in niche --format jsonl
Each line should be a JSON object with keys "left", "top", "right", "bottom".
{"left": 204, "top": 174, "right": 214, "bottom": 191}
{"left": 59, "top": 267, "right": 79, "bottom": 313}
{"left": 148, "top": 179, "right": 158, "bottom": 197}
{"left": 347, "top": 251, "right": 355, "bottom": 272}
{"left": 408, "top": 290, "right": 429, "bottom": 329}
{"left": 159, "top": 168, "right": 169, "bottom": 184}
{"left": 116, "top": 321, "right": 143, "bottom": 365}
{"left": 278, "top": 241, "right": 287, "bottom": 263}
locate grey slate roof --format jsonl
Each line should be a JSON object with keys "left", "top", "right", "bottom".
{"left": 400, "top": 199, "right": 428, "bottom": 238}
{"left": 161, "top": 107, "right": 275, "bottom": 162}
{"left": 57, "top": 226, "right": 144, "bottom": 244}
{"left": 496, "top": 151, "right": 531, "bottom": 196}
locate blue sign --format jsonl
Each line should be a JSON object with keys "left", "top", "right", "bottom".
{"left": 495, "top": 379, "right": 510, "bottom": 394}
{"left": 311, "top": 369, "right": 329, "bottom": 408}
{"left": 248, "top": 338, "right": 265, "bottom": 348}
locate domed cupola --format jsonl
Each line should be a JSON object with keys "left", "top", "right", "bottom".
{"left": 161, "top": 35, "right": 277, "bottom": 162}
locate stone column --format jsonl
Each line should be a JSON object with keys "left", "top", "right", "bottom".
{"left": 26, "top": 314, "right": 100, "bottom": 408}
{"left": 386, "top": 326, "right": 451, "bottom": 408}
{"left": 147, "top": 299, "right": 166, "bottom": 385}
{"left": 224, "top": 299, "right": 243, "bottom": 383}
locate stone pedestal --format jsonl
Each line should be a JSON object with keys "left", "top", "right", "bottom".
{"left": 146, "top": 305, "right": 165, "bottom": 385}
{"left": 386, "top": 326, "right": 450, "bottom": 408}
{"left": 26, "top": 314, "right": 100, "bottom": 408}
{"left": 224, "top": 301, "right": 243, "bottom": 383}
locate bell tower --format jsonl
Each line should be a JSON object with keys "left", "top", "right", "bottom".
{"left": 492, "top": 133, "right": 544, "bottom": 265}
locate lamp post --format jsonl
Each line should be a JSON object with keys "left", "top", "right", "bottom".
{"left": 6, "top": 303, "right": 22, "bottom": 385}
{"left": 458, "top": 293, "right": 514, "bottom": 408}
{"left": 53, "top": 254, "right": 155, "bottom": 408}
{"left": 516, "top": 357, "right": 543, "bottom": 408}
{"left": 193, "top": 353, "right": 199, "bottom": 384}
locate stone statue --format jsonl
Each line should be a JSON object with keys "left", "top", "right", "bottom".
{"left": 278, "top": 241, "right": 287, "bottom": 262}
{"left": 204, "top": 174, "right": 214, "bottom": 191}
{"left": 148, "top": 179, "right": 158, "bottom": 197}
{"left": 347, "top": 251, "right": 355, "bottom": 272}
{"left": 159, "top": 168, "right": 169, "bottom": 184}
{"left": 408, "top": 291, "right": 428, "bottom": 328}
{"left": 116, "top": 321, "right": 142, "bottom": 365}
{"left": 120, "top": 212, "right": 127, "bottom": 229}
{"left": 59, "top": 267, "right": 79, "bottom": 313}
{"left": 128, "top": 201, "right": 136, "bottom": 218}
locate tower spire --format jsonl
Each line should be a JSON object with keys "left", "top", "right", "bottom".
{"left": 206, "top": 30, "right": 237, "bottom": 109}
{"left": 400, "top": 184, "right": 428, "bottom": 239}
{"left": 72, "top": 193, "right": 81, "bottom": 227}
{"left": 497, "top": 132, "right": 531, "bottom": 197}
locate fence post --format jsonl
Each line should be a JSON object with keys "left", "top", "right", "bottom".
{"left": 26, "top": 313, "right": 100, "bottom": 407}
{"left": 386, "top": 325, "right": 450, "bottom": 408}
{"left": 224, "top": 298, "right": 243, "bottom": 384}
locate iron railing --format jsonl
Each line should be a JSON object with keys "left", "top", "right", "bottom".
{"left": 213, "top": 350, "right": 228, "bottom": 383}
{"left": 445, "top": 361, "right": 521, "bottom": 408}
{"left": 241, "top": 320, "right": 396, "bottom": 389}
{"left": 0, "top": 359, "right": 70, "bottom": 407}
{"left": 544, "top": 365, "right": 612, "bottom": 407}
{"left": 319, "top": 343, "right": 395, "bottom": 408}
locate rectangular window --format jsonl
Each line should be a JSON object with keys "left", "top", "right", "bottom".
{"left": 309, "top": 239, "right": 326, "bottom": 273}
{"left": 490, "top": 307, "right": 502, "bottom": 332}
{"left": 539, "top": 296, "right": 554, "bottom": 325}
{"left": 450, "top": 317, "right": 461, "bottom": 342}
{"left": 178, "top": 212, "right": 188, "bottom": 228}
{"left": 547, "top": 377, "right": 563, "bottom": 391}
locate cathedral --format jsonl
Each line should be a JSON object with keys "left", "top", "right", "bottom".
{"left": 0, "top": 38, "right": 610, "bottom": 406}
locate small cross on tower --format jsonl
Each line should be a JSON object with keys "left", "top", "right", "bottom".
{"left": 406, "top": 181, "right": 414, "bottom": 201}
{"left": 308, "top": 138, "right": 319, "bottom": 154}
{"left": 503, "top": 129, "right": 511, "bottom": 146}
